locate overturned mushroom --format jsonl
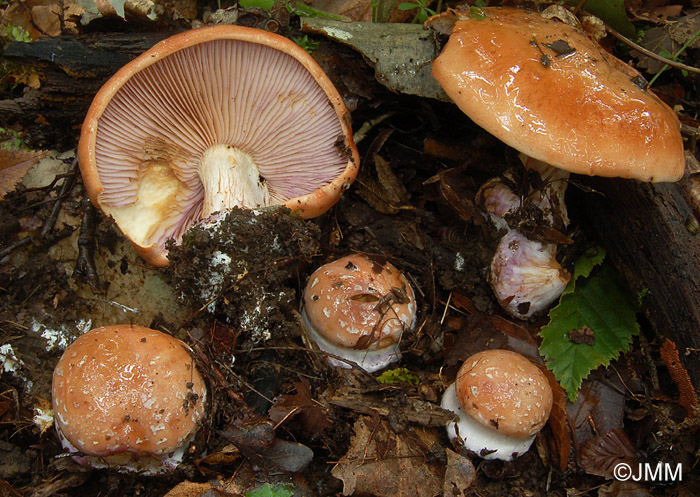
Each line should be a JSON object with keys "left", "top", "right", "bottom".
{"left": 427, "top": 6, "right": 685, "bottom": 318}
{"left": 79, "top": 25, "right": 360, "bottom": 266}
{"left": 301, "top": 254, "right": 417, "bottom": 372}
{"left": 52, "top": 325, "right": 207, "bottom": 474}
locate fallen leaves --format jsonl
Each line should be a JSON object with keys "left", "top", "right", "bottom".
{"left": 331, "top": 416, "right": 444, "bottom": 497}
{"left": 442, "top": 448, "right": 476, "bottom": 497}
{"left": 0, "top": 148, "right": 47, "bottom": 199}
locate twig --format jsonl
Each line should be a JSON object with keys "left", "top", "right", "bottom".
{"left": 40, "top": 157, "right": 79, "bottom": 239}
{"left": 605, "top": 25, "right": 700, "bottom": 78}
{"left": 74, "top": 198, "right": 103, "bottom": 293}
{"left": 0, "top": 237, "right": 31, "bottom": 260}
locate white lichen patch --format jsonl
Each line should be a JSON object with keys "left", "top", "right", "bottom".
{"left": 0, "top": 344, "right": 22, "bottom": 373}
{"left": 0, "top": 344, "right": 33, "bottom": 392}
{"left": 33, "top": 403, "right": 55, "bottom": 435}
{"left": 32, "top": 318, "right": 92, "bottom": 352}
{"left": 454, "top": 252, "right": 465, "bottom": 271}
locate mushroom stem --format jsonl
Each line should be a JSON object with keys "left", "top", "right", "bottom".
{"left": 521, "top": 155, "right": 570, "bottom": 229}
{"left": 198, "top": 144, "right": 272, "bottom": 217}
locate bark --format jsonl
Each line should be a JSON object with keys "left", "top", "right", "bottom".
{"left": 576, "top": 177, "right": 700, "bottom": 395}
{"left": 0, "top": 32, "right": 172, "bottom": 149}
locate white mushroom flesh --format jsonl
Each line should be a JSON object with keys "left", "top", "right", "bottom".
{"left": 94, "top": 39, "right": 348, "bottom": 249}
{"left": 490, "top": 230, "right": 570, "bottom": 319}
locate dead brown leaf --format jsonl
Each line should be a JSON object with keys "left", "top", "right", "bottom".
{"left": 630, "top": 5, "right": 683, "bottom": 24}
{"left": 443, "top": 448, "right": 476, "bottom": 497}
{"left": 578, "top": 429, "right": 638, "bottom": 479}
{"left": 30, "top": 4, "right": 61, "bottom": 36}
{"left": 308, "top": 0, "right": 411, "bottom": 22}
{"left": 331, "top": 416, "right": 443, "bottom": 497}
{"left": 543, "top": 368, "right": 572, "bottom": 472}
{"left": 0, "top": 149, "right": 47, "bottom": 199}
{"left": 355, "top": 129, "right": 412, "bottom": 215}
{"left": 268, "top": 379, "right": 329, "bottom": 434}
{"left": 598, "top": 480, "right": 653, "bottom": 497}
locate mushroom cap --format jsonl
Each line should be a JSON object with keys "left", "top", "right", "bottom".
{"left": 52, "top": 325, "right": 207, "bottom": 473}
{"left": 430, "top": 7, "right": 685, "bottom": 182}
{"left": 454, "top": 349, "right": 552, "bottom": 439}
{"left": 302, "top": 254, "right": 416, "bottom": 355}
{"left": 79, "top": 25, "right": 360, "bottom": 267}
{"left": 441, "top": 382, "right": 536, "bottom": 460}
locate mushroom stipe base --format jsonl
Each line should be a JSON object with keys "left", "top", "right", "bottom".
{"left": 301, "top": 306, "right": 402, "bottom": 373}
{"left": 441, "top": 383, "right": 535, "bottom": 461}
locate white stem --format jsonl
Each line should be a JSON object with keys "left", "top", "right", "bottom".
{"left": 197, "top": 145, "right": 272, "bottom": 217}
{"left": 441, "top": 383, "right": 535, "bottom": 461}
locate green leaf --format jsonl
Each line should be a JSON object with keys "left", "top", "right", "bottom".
{"left": 292, "top": 35, "right": 320, "bottom": 54}
{"left": 565, "top": 0, "right": 635, "bottom": 38}
{"left": 288, "top": 2, "right": 351, "bottom": 20}
{"left": 1, "top": 24, "right": 32, "bottom": 43}
{"left": 240, "top": 0, "right": 276, "bottom": 10}
{"left": 246, "top": 483, "right": 294, "bottom": 497}
{"left": 397, "top": 3, "right": 417, "bottom": 11}
{"left": 539, "top": 248, "right": 640, "bottom": 402}
{"left": 377, "top": 367, "right": 420, "bottom": 385}
{"left": 562, "top": 245, "right": 606, "bottom": 296}
{"left": 469, "top": 6, "right": 487, "bottom": 20}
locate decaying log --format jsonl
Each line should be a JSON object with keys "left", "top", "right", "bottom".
{"left": 576, "top": 177, "right": 700, "bottom": 395}
{"left": 0, "top": 32, "right": 172, "bottom": 149}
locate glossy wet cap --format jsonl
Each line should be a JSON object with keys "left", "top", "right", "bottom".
{"left": 52, "top": 325, "right": 207, "bottom": 473}
{"left": 302, "top": 254, "right": 417, "bottom": 350}
{"left": 455, "top": 349, "right": 552, "bottom": 439}
{"left": 429, "top": 7, "right": 685, "bottom": 182}
{"left": 79, "top": 25, "right": 360, "bottom": 267}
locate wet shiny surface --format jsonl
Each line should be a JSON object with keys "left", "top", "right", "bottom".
{"left": 52, "top": 325, "right": 207, "bottom": 466}
{"left": 432, "top": 7, "right": 685, "bottom": 182}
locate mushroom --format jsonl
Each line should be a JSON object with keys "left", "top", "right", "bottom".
{"left": 301, "top": 254, "right": 417, "bottom": 372}
{"left": 427, "top": 6, "right": 685, "bottom": 318}
{"left": 440, "top": 349, "right": 553, "bottom": 461}
{"left": 79, "top": 25, "right": 360, "bottom": 267}
{"left": 52, "top": 325, "right": 207, "bottom": 474}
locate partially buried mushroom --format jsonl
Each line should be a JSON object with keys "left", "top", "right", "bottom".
{"left": 301, "top": 254, "right": 417, "bottom": 372}
{"left": 427, "top": 6, "right": 685, "bottom": 318}
{"left": 79, "top": 25, "right": 360, "bottom": 267}
{"left": 52, "top": 325, "right": 207, "bottom": 474}
{"left": 441, "top": 349, "right": 553, "bottom": 461}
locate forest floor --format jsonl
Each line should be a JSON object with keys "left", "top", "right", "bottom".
{"left": 1, "top": 0, "right": 699, "bottom": 496}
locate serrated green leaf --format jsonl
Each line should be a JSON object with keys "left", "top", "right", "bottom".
{"left": 562, "top": 246, "right": 606, "bottom": 297}
{"left": 246, "top": 483, "right": 294, "bottom": 497}
{"left": 565, "top": 0, "right": 635, "bottom": 38}
{"left": 539, "top": 257, "right": 639, "bottom": 402}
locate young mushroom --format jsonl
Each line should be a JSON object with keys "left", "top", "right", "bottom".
{"left": 301, "top": 254, "right": 417, "bottom": 372}
{"left": 79, "top": 25, "right": 360, "bottom": 267}
{"left": 427, "top": 6, "right": 685, "bottom": 318}
{"left": 441, "top": 349, "right": 553, "bottom": 461}
{"left": 52, "top": 325, "right": 207, "bottom": 474}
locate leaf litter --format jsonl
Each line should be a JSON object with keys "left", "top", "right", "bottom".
{"left": 1, "top": 0, "right": 700, "bottom": 496}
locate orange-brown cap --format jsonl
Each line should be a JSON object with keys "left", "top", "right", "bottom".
{"left": 301, "top": 254, "right": 416, "bottom": 371}
{"left": 52, "top": 325, "right": 207, "bottom": 473}
{"left": 455, "top": 349, "right": 552, "bottom": 439}
{"left": 79, "top": 25, "right": 360, "bottom": 267}
{"left": 429, "top": 7, "right": 685, "bottom": 182}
